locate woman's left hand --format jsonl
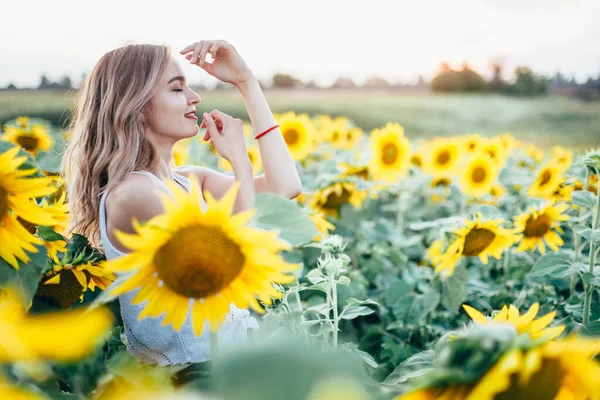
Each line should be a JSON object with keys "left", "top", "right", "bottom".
{"left": 179, "top": 40, "right": 255, "bottom": 87}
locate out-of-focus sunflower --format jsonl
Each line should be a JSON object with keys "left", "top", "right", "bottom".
{"left": 410, "top": 152, "right": 423, "bottom": 169}
{"left": 461, "top": 133, "right": 486, "bottom": 154}
{"left": 2, "top": 118, "right": 54, "bottom": 157}
{"left": 172, "top": 140, "right": 190, "bottom": 167}
{"left": 527, "top": 162, "right": 565, "bottom": 199}
{"left": 462, "top": 303, "right": 565, "bottom": 340}
{"left": 422, "top": 138, "right": 462, "bottom": 179}
{"left": 338, "top": 162, "right": 370, "bottom": 181}
{"left": 0, "top": 289, "right": 114, "bottom": 362}
{"left": 464, "top": 337, "right": 600, "bottom": 400}
{"left": 549, "top": 180, "right": 574, "bottom": 203}
{"left": 275, "top": 112, "right": 316, "bottom": 161}
{"left": 397, "top": 336, "right": 600, "bottom": 400}
{"left": 497, "top": 132, "right": 520, "bottom": 153}
{"left": 479, "top": 137, "right": 507, "bottom": 168}
{"left": 550, "top": 145, "right": 573, "bottom": 171}
{"left": 524, "top": 142, "right": 544, "bottom": 164}
{"left": 489, "top": 183, "right": 506, "bottom": 198}
{"left": 513, "top": 201, "right": 570, "bottom": 254}
{"left": 309, "top": 211, "right": 335, "bottom": 242}
{"left": 220, "top": 146, "right": 262, "bottom": 174}
{"left": 431, "top": 212, "right": 521, "bottom": 276}
{"left": 0, "top": 146, "right": 59, "bottom": 269}
{"left": 368, "top": 123, "right": 412, "bottom": 183}
{"left": 37, "top": 260, "right": 116, "bottom": 308}
{"left": 344, "top": 127, "right": 364, "bottom": 150}
{"left": 104, "top": 178, "right": 299, "bottom": 336}
{"left": 459, "top": 156, "right": 499, "bottom": 198}
{"left": 309, "top": 181, "right": 367, "bottom": 219}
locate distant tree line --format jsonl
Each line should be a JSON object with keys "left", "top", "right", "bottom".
{"left": 430, "top": 61, "right": 600, "bottom": 100}
{"left": 2, "top": 66, "right": 599, "bottom": 101}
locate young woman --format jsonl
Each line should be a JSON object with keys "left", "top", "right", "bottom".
{"left": 61, "top": 40, "right": 302, "bottom": 368}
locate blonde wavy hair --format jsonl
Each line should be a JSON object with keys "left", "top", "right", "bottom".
{"left": 61, "top": 43, "right": 171, "bottom": 247}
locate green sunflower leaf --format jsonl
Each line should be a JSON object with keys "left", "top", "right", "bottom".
{"left": 251, "top": 193, "right": 318, "bottom": 246}
{"left": 0, "top": 244, "right": 47, "bottom": 307}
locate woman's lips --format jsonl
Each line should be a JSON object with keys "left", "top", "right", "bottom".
{"left": 185, "top": 115, "right": 198, "bottom": 120}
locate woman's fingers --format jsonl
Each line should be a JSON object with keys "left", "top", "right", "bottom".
{"left": 179, "top": 42, "right": 197, "bottom": 54}
{"left": 208, "top": 42, "right": 221, "bottom": 60}
{"left": 198, "top": 41, "right": 214, "bottom": 67}
{"left": 190, "top": 41, "right": 205, "bottom": 64}
{"left": 208, "top": 110, "right": 231, "bottom": 128}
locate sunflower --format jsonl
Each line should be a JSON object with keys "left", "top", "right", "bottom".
{"left": 309, "top": 211, "right": 335, "bottom": 242}
{"left": 410, "top": 153, "right": 423, "bottom": 169}
{"left": 464, "top": 337, "right": 600, "bottom": 400}
{"left": 524, "top": 142, "right": 544, "bottom": 164}
{"left": 498, "top": 132, "right": 520, "bottom": 153}
{"left": 397, "top": 335, "right": 600, "bottom": 400}
{"left": 309, "top": 181, "right": 367, "bottom": 219}
{"left": 0, "top": 289, "right": 114, "bottom": 362}
{"left": 461, "top": 133, "right": 486, "bottom": 154}
{"left": 220, "top": 146, "right": 262, "bottom": 174}
{"left": 172, "top": 140, "right": 190, "bottom": 167}
{"left": 513, "top": 201, "right": 570, "bottom": 254}
{"left": 368, "top": 123, "right": 412, "bottom": 183}
{"left": 462, "top": 303, "right": 565, "bottom": 340}
{"left": 459, "top": 156, "right": 499, "bottom": 198}
{"left": 104, "top": 177, "right": 299, "bottom": 337}
{"left": 0, "top": 146, "right": 59, "bottom": 269}
{"left": 431, "top": 212, "right": 521, "bottom": 276}
{"left": 527, "top": 162, "right": 565, "bottom": 199}
{"left": 2, "top": 118, "right": 54, "bottom": 157}
{"left": 421, "top": 138, "right": 462, "bottom": 179}
{"left": 489, "top": 183, "right": 507, "bottom": 198}
{"left": 338, "top": 162, "right": 370, "bottom": 181}
{"left": 479, "top": 137, "right": 507, "bottom": 168}
{"left": 549, "top": 181, "right": 574, "bottom": 203}
{"left": 38, "top": 261, "right": 116, "bottom": 308}
{"left": 550, "top": 145, "right": 573, "bottom": 171}
{"left": 275, "top": 112, "right": 316, "bottom": 161}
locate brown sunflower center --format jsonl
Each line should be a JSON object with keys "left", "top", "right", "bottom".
{"left": 471, "top": 166, "right": 487, "bottom": 184}
{"left": 323, "top": 188, "right": 351, "bottom": 209}
{"left": 346, "top": 132, "right": 353, "bottom": 141}
{"left": 153, "top": 225, "right": 245, "bottom": 298}
{"left": 539, "top": 170, "right": 552, "bottom": 187}
{"left": 332, "top": 131, "right": 340, "bottom": 142}
{"left": 436, "top": 150, "right": 451, "bottom": 165}
{"left": 16, "top": 134, "right": 40, "bottom": 151}
{"left": 498, "top": 358, "right": 563, "bottom": 400}
{"left": 283, "top": 128, "right": 300, "bottom": 146}
{"left": 381, "top": 143, "right": 399, "bottom": 165}
{"left": 410, "top": 155, "right": 422, "bottom": 167}
{"left": 523, "top": 213, "right": 551, "bottom": 237}
{"left": 467, "top": 142, "right": 476, "bottom": 150}
{"left": 17, "top": 216, "right": 37, "bottom": 234}
{"left": 433, "top": 177, "right": 451, "bottom": 187}
{"left": 0, "top": 186, "right": 9, "bottom": 220}
{"left": 462, "top": 228, "right": 496, "bottom": 256}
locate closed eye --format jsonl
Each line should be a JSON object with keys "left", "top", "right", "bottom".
{"left": 174, "top": 89, "right": 183, "bottom": 92}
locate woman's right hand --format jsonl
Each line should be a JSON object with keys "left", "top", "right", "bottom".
{"left": 201, "top": 110, "right": 248, "bottom": 167}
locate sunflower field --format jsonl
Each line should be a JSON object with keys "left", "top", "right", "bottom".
{"left": 1, "top": 112, "right": 600, "bottom": 399}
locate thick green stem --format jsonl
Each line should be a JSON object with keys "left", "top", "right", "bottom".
{"left": 330, "top": 274, "right": 339, "bottom": 348}
{"left": 582, "top": 177, "right": 600, "bottom": 325}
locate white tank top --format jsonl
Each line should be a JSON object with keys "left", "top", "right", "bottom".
{"left": 98, "top": 169, "right": 259, "bottom": 366}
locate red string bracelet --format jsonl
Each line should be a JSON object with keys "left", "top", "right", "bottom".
{"left": 254, "top": 124, "right": 279, "bottom": 140}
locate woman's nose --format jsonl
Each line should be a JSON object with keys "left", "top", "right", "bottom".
{"left": 190, "top": 92, "right": 201, "bottom": 105}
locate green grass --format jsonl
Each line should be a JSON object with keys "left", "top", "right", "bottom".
{"left": 1, "top": 89, "right": 599, "bottom": 151}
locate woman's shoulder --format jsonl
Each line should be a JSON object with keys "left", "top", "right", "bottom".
{"left": 105, "top": 173, "right": 166, "bottom": 233}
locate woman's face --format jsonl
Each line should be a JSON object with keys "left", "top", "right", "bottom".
{"left": 145, "top": 56, "right": 201, "bottom": 141}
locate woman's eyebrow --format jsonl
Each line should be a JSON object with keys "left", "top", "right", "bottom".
{"left": 167, "top": 76, "right": 185, "bottom": 84}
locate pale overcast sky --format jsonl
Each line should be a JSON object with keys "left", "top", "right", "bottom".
{"left": 2, "top": 0, "right": 599, "bottom": 88}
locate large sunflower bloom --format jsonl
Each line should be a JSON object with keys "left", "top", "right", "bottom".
{"left": 275, "top": 112, "right": 316, "bottom": 161}
{"left": 527, "top": 162, "right": 565, "bottom": 199}
{"left": 368, "top": 123, "right": 412, "bottom": 183}
{"left": 431, "top": 212, "right": 521, "bottom": 276}
{"left": 0, "top": 146, "right": 59, "bottom": 268}
{"left": 397, "top": 336, "right": 600, "bottom": 400}
{"left": 459, "top": 156, "right": 499, "bottom": 198}
{"left": 462, "top": 303, "right": 565, "bottom": 340}
{"left": 309, "top": 181, "right": 367, "bottom": 219}
{"left": 422, "top": 138, "right": 462, "bottom": 179}
{"left": 513, "top": 201, "right": 570, "bottom": 254}
{"left": 2, "top": 119, "right": 54, "bottom": 157}
{"left": 104, "top": 177, "right": 299, "bottom": 337}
